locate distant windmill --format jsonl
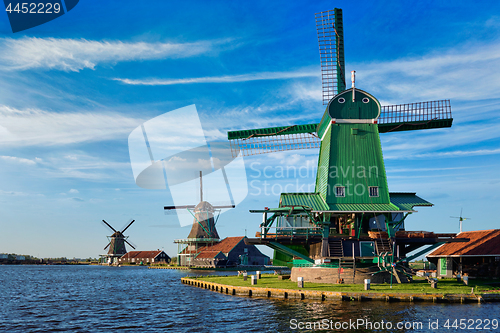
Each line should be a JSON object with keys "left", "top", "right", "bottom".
{"left": 450, "top": 209, "right": 471, "bottom": 233}
{"left": 168, "top": 171, "right": 235, "bottom": 266}
{"left": 101, "top": 219, "right": 136, "bottom": 264}
{"left": 165, "top": 171, "right": 234, "bottom": 239}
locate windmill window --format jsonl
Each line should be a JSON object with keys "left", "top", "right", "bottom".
{"left": 338, "top": 98, "right": 345, "bottom": 104}
{"left": 362, "top": 97, "right": 370, "bottom": 103}
{"left": 335, "top": 186, "right": 345, "bottom": 197}
{"left": 369, "top": 186, "right": 379, "bottom": 197}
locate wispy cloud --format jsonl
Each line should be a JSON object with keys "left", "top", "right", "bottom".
{"left": 35, "top": 152, "right": 131, "bottom": 181}
{"left": 114, "top": 68, "right": 318, "bottom": 86}
{"left": 0, "top": 105, "right": 143, "bottom": 146}
{"left": 0, "top": 189, "right": 44, "bottom": 197}
{"left": 0, "top": 37, "right": 228, "bottom": 72}
{"left": 0, "top": 155, "right": 40, "bottom": 165}
{"left": 355, "top": 40, "right": 500, "bottom": 102}
{"left": 410, "top": 148, "right": 500, "bottom": 159}
{"left": 381, "top": 116, "right": 500, "bottom": 159}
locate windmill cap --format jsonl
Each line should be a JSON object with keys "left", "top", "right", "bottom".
{"left": 194, "top": 201, "right": 215, "bottom": 212}
{"left": 327, "top": 88, "right": 381, "bottom": 120}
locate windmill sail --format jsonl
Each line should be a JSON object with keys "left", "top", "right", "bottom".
{"left": 101, "top": 219, "right": 136, "bottom": 255}
{"left": 316, "top": 8, "right": 346, "bottom": 104}
{"left": 228, "top": 100, "right": 452, "bottom": 156}
{"left": 379, "top": 100, "right": 452, "bottom": 133}
{"left": 228, "top": 123, "right": 320, "bottom": 157}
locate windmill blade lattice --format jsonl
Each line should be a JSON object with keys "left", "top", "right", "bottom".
{"left": 379, "top": 100, "right": 452, "bottom": 133}
{"left": 229, "top": 130, "right": 320, "bottom": 157}
{"left": 227, "top": 100, "right": 452, "bottom": 157}
{"left": 316, "top": 8, "right": 346, "bottom": 104}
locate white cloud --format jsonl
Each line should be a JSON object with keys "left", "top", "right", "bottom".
{"left": 354, "top": 40, "right": 500, "bottom": 102}
{"left": 410, "top": 148, "right": 500, "bottom": 159}
{"left": 203, "top": 99, "right": 321, "bottom": 134}
{"left": 0, "top": 105, "right": 143, "bottom": 146}
{"left": 36, "top": 152, "right": 131, "bottom": 181}
{"left": 290, "top": 82, "right": 322, "bottom": 102}
{"left": 0, "top": 155, "right": 38, "bottom": 165}
{"left": 0, "top": 37, "right": 226, "bottom": 72}
{"left": 114, "top": 68, "right": 318, "bottom": 86}
{"left": 0, "top": 189, "right": 29, "bottom": 196}
{"left": 167, "top": 156, "right": 187, "bottom": 163}
{"left": 69, "top": 189, "right": 79, "bottom": 194}
{"left": 0, "top": 189, "right": 44, "bottom": 197}
{"left": 381, "top": 113, "right": 500, "bottom": 160}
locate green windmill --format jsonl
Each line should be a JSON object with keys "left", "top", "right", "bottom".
{"left": 227, "top": 8, "right": 466, "bottom": 283}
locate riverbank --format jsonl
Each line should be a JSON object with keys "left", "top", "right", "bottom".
{"left": 149, "top": 265, "right": 190, "bottom": 270}
{"left": 148, "top": 265, "right": 289, "bottom": 271}
{"left": 181, "top": 275, "right": 500, "bottom": 303}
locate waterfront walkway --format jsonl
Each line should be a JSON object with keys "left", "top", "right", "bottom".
{"left": 181, "top": 277, "right": 500, "bottom": 303}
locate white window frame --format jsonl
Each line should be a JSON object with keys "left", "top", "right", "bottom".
{"left": 335, "top": 186, "right": 345, "bottom": 197}
{"left": 369, "top": 186, "right": 379, "bottom": 197}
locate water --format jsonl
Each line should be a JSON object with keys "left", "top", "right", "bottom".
{"left": 1, "top": 265, "right": 498, "bottom": 332}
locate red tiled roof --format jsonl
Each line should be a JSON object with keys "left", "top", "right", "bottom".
{"left": 197, "top": 236, "right": 245, "bottom": 254}
{"left": 121, "top": 250, "right": 164, "bottom": 259}
{"left": 428, "top": 229, "right": 500, "bottom": 257}
{"left": 195, "top": 250, "right": 225, "bottom": 259}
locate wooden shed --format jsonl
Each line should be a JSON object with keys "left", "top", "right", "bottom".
{"left": 427, "top": 229, "right": 500, "bottom": 278}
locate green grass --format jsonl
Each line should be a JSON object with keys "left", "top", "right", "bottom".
{"left": 189, "top": 274, "right": 500, "bottom": 295}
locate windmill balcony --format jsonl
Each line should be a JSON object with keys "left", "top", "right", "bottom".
{"left": 257, "top": 226, "right": 322, "bottom": 240}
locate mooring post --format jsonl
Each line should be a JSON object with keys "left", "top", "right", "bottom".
{"left": 298, "top": 276, "right": 304, "bottom": 288}
{"left": 256, "top": 271, "right": 261, "bottom": 279}
{"left": 463, "top": 275, "right": 469, "bottom": 286}
{"left": 364, "top": 279, "right": 370, "bottom": 290}
{"left": 243, "top": 272, "right": 247, "bottom": 281}
{"left": 251, "top": 275, "right": 257, "bottom": 285}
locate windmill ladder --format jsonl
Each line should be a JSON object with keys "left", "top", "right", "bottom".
{"left": 329, "top": 239, "right": 344, "bottom": 257}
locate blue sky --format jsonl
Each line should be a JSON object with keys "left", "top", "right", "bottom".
{"left": 1, "top": 0, "right": 500, "bottom": 258}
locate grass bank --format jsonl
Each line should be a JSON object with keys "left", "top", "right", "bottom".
{"left": 189, "top": 274, "right": 500, "bottom": 295}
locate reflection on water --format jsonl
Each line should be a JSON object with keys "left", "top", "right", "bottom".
{"left": 0, "top": 265, "right": 498, "bottom": 332}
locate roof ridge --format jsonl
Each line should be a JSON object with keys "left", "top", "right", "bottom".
{"left": 458, "top": 229, "right": 499, "bottom": 234}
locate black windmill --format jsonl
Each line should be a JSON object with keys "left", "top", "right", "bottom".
{"left": 102, "top": 219, "right": 136, "bottom": 264}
